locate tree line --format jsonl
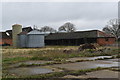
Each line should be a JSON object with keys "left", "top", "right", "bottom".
{"left": 33, "top": 19, "right": 120, "bottom": 40}
{"left": 34, "top": 22, "right": 76, "bottom": 33}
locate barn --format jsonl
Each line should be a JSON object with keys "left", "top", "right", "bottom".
{"left": 45, "top": 30, "right": 116, "bottom": 46}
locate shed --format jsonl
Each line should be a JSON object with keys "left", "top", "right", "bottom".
{"left": 27, "top": 30, "right": 45, "bottom": 48}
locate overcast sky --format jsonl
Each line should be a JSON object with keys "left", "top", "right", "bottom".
{"left": 1, "top": 2, "right": 118, "bottom": 31}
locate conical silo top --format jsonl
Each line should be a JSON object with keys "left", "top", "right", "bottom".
{"left": 12, "top": 24, "right": 22, "bottom": 26}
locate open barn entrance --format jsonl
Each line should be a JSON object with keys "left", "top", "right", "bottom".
{"left": 45, "top": 38, "right": 97, "bottom": 46}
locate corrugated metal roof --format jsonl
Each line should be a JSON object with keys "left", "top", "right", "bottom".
{"left": 0, "top": 32, "right": 12, "bottom": 39}
{"left": 45, "top": 30, "right": 115, "bottom": 40}
{"left": 97, "top": 31, "right": 115, "bottom": 37}
{"left": 5, "top": 27, "right": 33, "bottom": 38}
{"left": 45, "top": 30, "right": 98, "bottom": 40}
{"left": 6, "top": 27, "right": 32, "bottom": 33}
{"left": 27, "top": 30, "right": 45, "bottom": 35}
{"left": 18, "top": 31, "right": 28, "bottom": 35}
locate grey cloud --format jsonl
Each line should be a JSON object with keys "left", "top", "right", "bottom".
{"left": 1, "top": 2, "right": 118, "bottom": 31}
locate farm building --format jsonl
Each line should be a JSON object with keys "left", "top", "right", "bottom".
{"left": 0, "top": 24, "right": 116, "bottom": 47}
{"left": 0, "top": 32, "right": 12, "bottom": 46}
{"left": 10, "top": 24, "right": 45, "bottom": 48}
{"left": 0, "top": 26, "right": 33, "bottom": 46}
{"left": 45, "top": 30, "right": 116, "bottom": 46}
{"left": 18, "top": 30, "right": 45, "bottom": 48}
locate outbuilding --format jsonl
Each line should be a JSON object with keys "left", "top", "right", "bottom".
{"left": 27, "top": 30, "right": 45, "bottom": 48}
{"left": 18, "top": 30, "right": 45, "bottom": 48}
{"left": 45, "top": 30, "right": 116, "bottom": 46}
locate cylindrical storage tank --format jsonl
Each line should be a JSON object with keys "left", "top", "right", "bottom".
{"left": 12, "top": 24, "right": 22, "bottom": 47}
{"left": 27, "top": 30, "right": 45, "bottom": 48}
{"left": 18, "top": 32, "right": 27, "bottom": 48}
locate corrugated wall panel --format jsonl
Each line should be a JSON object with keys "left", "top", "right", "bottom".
{"left": 27, "top": 34, "right": 44, "bottom": 48}
{"left": 18, "top": 35, "right": 27, "bottom": 47}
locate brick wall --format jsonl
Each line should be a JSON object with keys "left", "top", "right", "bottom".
{"left": 97, "top": 37, "right": 116, "bottom": 46}
{"left": 0, "top": 39, "right": 12, "bottom": 45}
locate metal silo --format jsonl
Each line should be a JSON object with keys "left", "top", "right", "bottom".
{"left": 27, "top": 30, "right": 45, "bottom": 48}
{"left": 12, "top": 24, "right": 22, "bottom": 47}
{"left": 18, "top": 32, "right": 27, "bottom": 48}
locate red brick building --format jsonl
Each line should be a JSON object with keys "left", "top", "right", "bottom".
{"left": 96, "top": 30, "right": 116, "bottom": 45}
{"left": 0, "top": 32, "right": 12, "bottom": 46}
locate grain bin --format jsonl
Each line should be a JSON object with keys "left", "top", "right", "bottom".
{"left": 27, "top": 30, "right": 45, "bottom": 48}
{"left": 12, "top": 24, "right": 22, "bottom": 47}
{"left": 18, "top": 32, "right": 28, "bottom": 48}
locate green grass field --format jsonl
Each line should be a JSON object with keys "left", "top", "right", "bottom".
{"left": 1, "top": 45, "right": 119, "bottom": 79}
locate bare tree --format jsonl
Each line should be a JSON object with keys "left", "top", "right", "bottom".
{"left": 58, "top": 22, "right": 76, "bottom": 32}
{"left": 102, "top": 19, "right": 120, "bottom": 39}
{"left": 40, "top": 26, "right": 56, "bottom": 33}
{"left": 33, "top": 25, "right": 39, "bottom": 30}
